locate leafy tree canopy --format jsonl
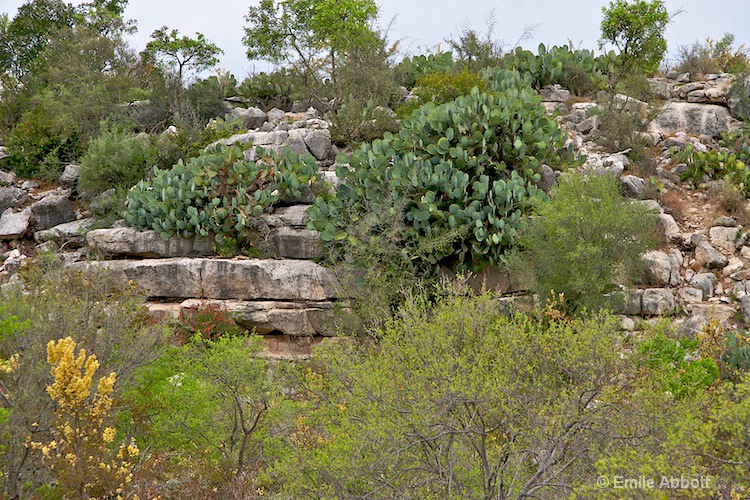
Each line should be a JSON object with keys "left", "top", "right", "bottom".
{"left": 142, "top": 26, "right": 223, "bottom": 87}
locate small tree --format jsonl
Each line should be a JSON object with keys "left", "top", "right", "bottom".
{"left": 599, "top": 0, "right": 670, "bottom": 75}
{"left": 143, "top": 26, "right": 223, "bottom": 88}
{"left": 243, "top": 0, "right": 378, "bottom": 95}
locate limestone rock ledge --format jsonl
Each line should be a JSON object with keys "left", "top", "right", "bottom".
{"left": 68, "top": 258, "right": 341, "bottom": 302}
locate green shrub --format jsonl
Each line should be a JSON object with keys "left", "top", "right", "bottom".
{"left": 125, "top": 144, "right": 318, "bottom": 248}
{"left": 517, "top": 173, "right": 659, "bottom": 313}
{"left": 4, "top": 104, "right": 83, "bottom": 178}
{"left": 269, "top": 294, "right": 675, "bottom": 497}
{"left": 396, "top": 68, "right": 485, "bottom": 118}
{"left": 309, "top": 82, "right": 571, "bottom": 272}
{"left": 394, "top": 51, "right": 454, "bottom": 89}
{"left": 78, "top": 125, "right": 159, "bottom": 198}
{"left": 236, "top": 69, "right": 300, "bottom": 110}
{"left": 642, "top": 328, "right": 720, "bottom": 398}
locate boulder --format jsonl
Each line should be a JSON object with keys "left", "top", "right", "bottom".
{"left": 742, "top": 295, "right": 750, "bottom": 324}
{"left": 641, "top": 288, "right": 677, "bottom": 316}
{"left": 30, "top": 191, "right": 76, "bottom": 230}
{"left": 258, "top": 205, "right": 311, "bottom": 227}
{"left": 34, "top": 218, "right": 95, "bottom": 247}
{"left": 642, "top": 250, "right": 679, "bottom": 287}
{"left": 649, "top": 102, "right": 740, "bottom": 138}
{"left": 709, "top": 226, "right": 740, "bottom": 253}
{"left": 689, "top": 273, "right": 717, "bottom": 299}
{"left": 621, "top": 175, "right": 646, "bottom": 198}
{"left": 304, "top": 129, "right": 334, "bottom": 161}
{"left": 227, "top": 106, "right": 268, "bottom": 130}
{"left": 537, "top": 164, "right": 558, "bottom": 194}
{"left": 87, "top": 227, "right": 213, "bottom": 258}
{"left": 727, "top": 74, "right": 750, "bottom": 120}
{"left": 59, "top": 164, "right": 81, "bottom": 188}
{"left": 610, "top": 288, "right": 643, "bottom": 315}
{"left": 540, "top": 84, "right": 571, "bottom": 102}
{"left": 0, "top": 186, "right": 27, "bottom": 212}
{"left": 0, "top": 208, "right": 32, "bottom": 239}
{"left": 658, "top": 213, "right": 682, "bottom": 242}
{"left": 695, "top": 241, "right": 728, "bottom": 269}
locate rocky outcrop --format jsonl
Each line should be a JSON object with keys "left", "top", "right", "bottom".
{"left": 216, "top": 107, "right": 337, "bottom": 167}
{"left": 69, "top": 258, "right": 341, "bottom": 301}
{"left": 649, "top": 102, "right": 740, "bottom": 138}
{"left": 87, "top": 227, "right": 214, "bottom": 259}
{"left": 0, "top": 208, "right": 32, "bottom": 239}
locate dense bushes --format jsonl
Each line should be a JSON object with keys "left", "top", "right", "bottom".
{"left": 309, "top": 77, "right": 570, "bottom": 272}
{"left": 502, "top": 43, "right": 610, "bottom": 95}
{"left": 517, "top": 174, "right": 658, "bottom": 313}
{"left": 78, "top": 125, "right": 159, "bottom": 199}
{"left": 125, "top": 144, "right": 318, "bottom": 250}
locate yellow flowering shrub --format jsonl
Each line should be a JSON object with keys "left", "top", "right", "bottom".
{"left": 30, "top": 337, "right": 139, "bottom": 498}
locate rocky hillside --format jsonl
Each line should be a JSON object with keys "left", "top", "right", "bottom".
{"left": 1, "top": 72, "right": 749, "bottom": 358}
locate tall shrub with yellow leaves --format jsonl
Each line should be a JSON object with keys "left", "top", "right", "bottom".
{"left": 30, "top": 337, "right": 139, "bottom": 499}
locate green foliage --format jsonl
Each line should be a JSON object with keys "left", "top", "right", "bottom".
{"left": 502, "top": 43, "right": 609, "bottom": 95}
{"left": 0, "top": 265, "right": 166, "bottom": 497}
{"left": 674, "top": 33, "right": 750, "bottom": 75}
{"left": 142, "top": 26, "right": 223, "bottom": 86}
{"left": 643, "top": 327, "right": 720, "bottom": 398}
{"left": 243, "top": 0, "right": 378, "bottom": 92}
{"left": 269, "top": 295, "right": 673, "bottom": 497}
{"left": 0, "top": 0, "right": 76, "bottom": 81}
{"left": 125, "top": 144, "right": 318, "bottom": 247}
{"left": 3, "top": 104, "right": 83, "bottom": 178}
{"left": 518, "top": 174, "right": 659, "bottom": 313}
{"left": 675, "top": 131, "right": 750, "bottom": 194}
{"left": 396, "top": 68, "right": 485, "bottom": 118}
{"left": 78, "top": 124, "right": 159, "bottom": 198}
{"left": 394, "top": 51, "right": 454, "bottom": 89}
{"left": 124, "top": 334, "right": 275, "bottom": 480}
{"left": 309, "top": 83, "right": 569, "bottom": 272}
{"left": 445, "top": 15, "right": 504, "bottom": 72}
{"left": 236, "top": 69, "right": 299, "bottom": 110}
{"left": 599, "top": 0, "right": 670, "bottom": 75}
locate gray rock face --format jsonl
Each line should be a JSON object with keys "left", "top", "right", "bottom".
{"left": 742, "top": 295, "right": 750, "bottom": 324}
{"left": 34, "top": 218, "right": 95, "bottom": 247}
{"left": 258, "top": 205, "right": 310, "bottom": 227}
{"left": 649, "top": 102, "right": 740, "bottom": 138}
{"left": 689, "top": 273, "right": 718, "bottom": 299}
{"left": 0, "top": 186, "right": 27, "bottom": 212}
{"left": 727, "top": 74, "right": 750, "bottom": 120}
{"left": 30, "top": 192, "right": 76, "bottom": 230}
{"left": 0, "top": 208, "right": 32, "bottom": 239}
{"left": 540, "top": 84, "right": 571, "bottom": 102}
{"left": 262, "top": 227, "right": 323, "bottom": 260}
{"left": 87, "top": 227, "right": 214, "bottom": 258}
{"left": 610, "top": 289, "right": 644, "bottom": 315}
{"left": 59, "top": 164, "right": 80, "bottom": 188}
{"left": 709, "top": 226, "right": 740, "bottom": 253}
{"left": 70, "top": 258, "right": 342, "bottom": 301}
{"left": 642, "top": 250, "right": 679, "bottom": 287}
{"left": 621, "top": 175, "right": 646, "bottom": 198}
{"left": 695, "top": 241, "right": 729, "bottom": 269}
{"left": 181, "top": 298, "right": 335, "bottom": 336}
{"left": 641, "top": 288, "right": 677, "bottom": 316}
{"left": 227, "top": 106, "right": 268, "bottom": 130}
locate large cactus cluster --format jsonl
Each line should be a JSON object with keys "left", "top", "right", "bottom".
{"left": 309, "top": 71, "right": 572, "bottom": 271}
